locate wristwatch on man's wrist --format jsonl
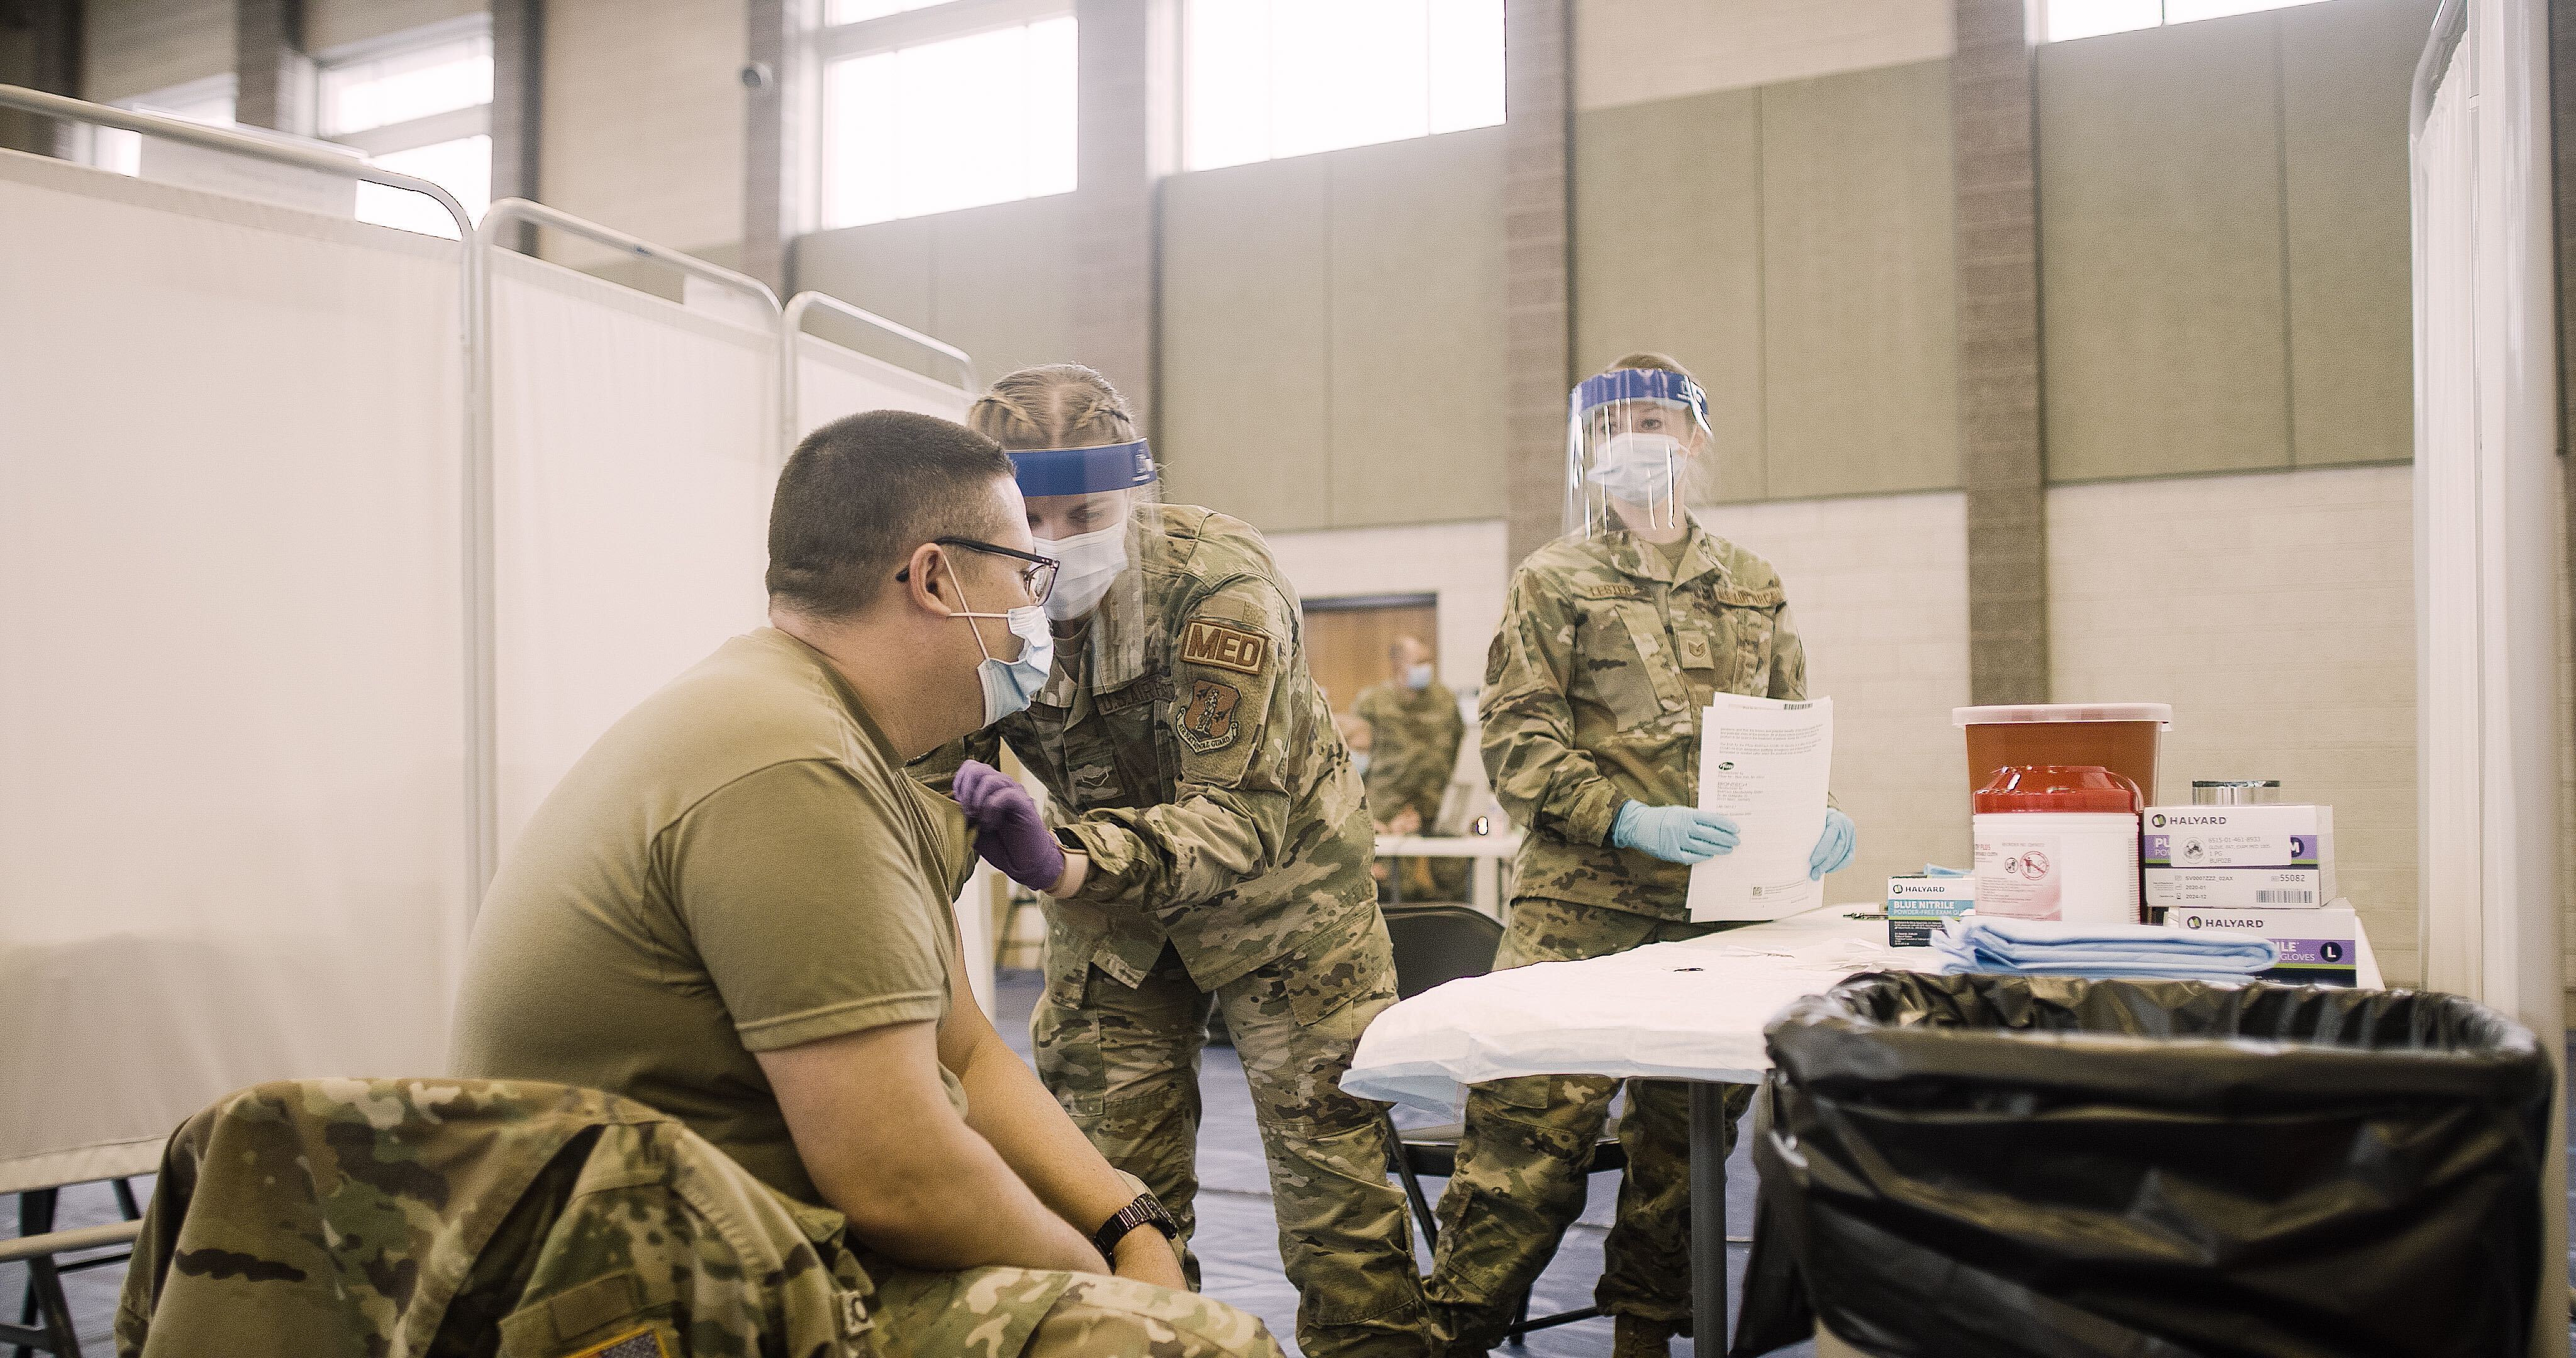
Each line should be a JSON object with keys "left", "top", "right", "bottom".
{"left": 1092, "top": 1192, "right": 1179, "bottom": 1259}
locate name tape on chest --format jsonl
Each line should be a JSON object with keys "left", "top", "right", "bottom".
{"left": 1180, "top": 619, "right": 1270, "bottom": 676}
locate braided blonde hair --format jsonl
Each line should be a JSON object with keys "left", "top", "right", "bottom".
{"left": 967, "top": 363, "right": 1140, "bottom": 452}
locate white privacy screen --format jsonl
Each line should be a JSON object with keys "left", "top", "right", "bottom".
{"left": 489, "top": 253, "right": 780, "bottom": 847}
{"left": 794, "top": 331, "right": 974, "bottom": 441}
{"left": 0, "top": 151, "right": 471, "bottom": 1192}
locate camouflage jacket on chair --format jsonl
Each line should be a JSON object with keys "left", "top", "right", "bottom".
{"left": 1480, "top": 519, "right": 1812, "bottom": 920}
{"left": 114, "top": 1078, "right": 917, "bottom": 1358}
{"left": 918, "top": 505, "right": 1377, "bottom": 992}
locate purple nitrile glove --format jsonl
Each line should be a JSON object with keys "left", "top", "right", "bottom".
{"left": 952, "top": 759, "right": 1067, "bottom": 893}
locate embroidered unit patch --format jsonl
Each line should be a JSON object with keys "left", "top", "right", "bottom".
{"left": 1178, "top": 679, "right": 1243, "bottom": 751}
{"left": 1179, "top": 619, "right": 1269, "bottom": 675}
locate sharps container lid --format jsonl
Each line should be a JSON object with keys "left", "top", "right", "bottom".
{"left": 1954, "top": 703, "right": 2174, "bottom": 729}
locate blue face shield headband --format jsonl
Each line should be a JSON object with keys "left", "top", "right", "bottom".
{"left": 1569, "top": 368, "right": 1709, "bottom": 424}
{"left": 1008, "top": 439, "right": 1157, "bottom": 497}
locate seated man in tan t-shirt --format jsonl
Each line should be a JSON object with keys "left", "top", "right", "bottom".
{"left": 450, "top": 410, "right": 1280, "bottom": 1358}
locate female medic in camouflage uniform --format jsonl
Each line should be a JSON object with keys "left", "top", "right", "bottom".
{"left": 1422, "top": 354, "right": 1858, "bottom": 1358}
{"left": 916, "top": 365, "right": 1430, "bottom": 1358}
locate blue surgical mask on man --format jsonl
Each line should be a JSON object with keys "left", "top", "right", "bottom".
{"left": 1404, "top": 662, "right": 1434, "bottom": 691}
{"left": 952, "top": 573, "right": 1055, "bottom": 726}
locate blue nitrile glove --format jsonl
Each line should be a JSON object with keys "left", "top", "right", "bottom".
{"left": 1809, "top": 808, "right": 1857, "bottom": 880}
{"left": 1611, "top": 802, "right": 1741, "bottom": 865}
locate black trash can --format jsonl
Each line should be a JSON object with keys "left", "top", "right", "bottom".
{"left": 1731, "top": 971, "right": 2554, "bottom": 1358}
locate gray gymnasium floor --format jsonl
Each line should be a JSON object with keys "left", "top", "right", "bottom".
{"left": 3, "top": 966, "right": 1778, "bottom": 1357}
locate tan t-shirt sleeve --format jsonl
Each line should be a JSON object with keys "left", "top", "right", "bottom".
{"left": 662, "top": 758, "right": 950, "bottom": 1053}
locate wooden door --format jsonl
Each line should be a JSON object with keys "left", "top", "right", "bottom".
{"left": 1302, "top": 595, "right": 1438, "bottom": 714}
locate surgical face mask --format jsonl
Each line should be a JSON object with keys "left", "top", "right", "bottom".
{"left": 1033, "top": 521, "right": 1128, "bottom": 621}
{"left": 1404, "top": 662, "right": 1434, "bottom": 691}
{"left": 1353, "top": 751, "right": 1372, "bottom": 777}
{"left": 1585, "top": 431, "right": 1684, "bottom": 506}
{"left": 952, "top": 575, "right": 1055, "bottom": 726}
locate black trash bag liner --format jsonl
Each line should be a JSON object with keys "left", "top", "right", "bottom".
{"left": 1729, "top": 971, "right": 2553, "bottom": 1358}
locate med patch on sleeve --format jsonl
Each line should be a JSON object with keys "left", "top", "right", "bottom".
{"left": 1180, "top": 618, "right": 1270, "bottom": 675}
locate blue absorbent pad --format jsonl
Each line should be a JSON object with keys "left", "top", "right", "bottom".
{"left": 1931, "top": 915, "right": 2279, "bottom": 980}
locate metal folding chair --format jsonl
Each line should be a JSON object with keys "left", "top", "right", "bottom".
{"left": 6, "top": 1182, "right": 145, "bottom": 1358}
{"left": 1375, "top": 904, "right": 1623, "bottom": 1342}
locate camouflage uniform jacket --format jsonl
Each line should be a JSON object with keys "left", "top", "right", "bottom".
{"left": 1353, "top": 678, "right": 1465, "bottom": 827}
{"left": 116, "top": 1078, "right": 935, "bottom": 1358}
{"left": 921, "top": 505, "right": 1376, "bottom": 991}
{"left": 1481, "top": 519, "right": 1811, "bottom": 920}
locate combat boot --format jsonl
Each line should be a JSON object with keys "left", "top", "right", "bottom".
{"left": 1611, "top": 1313, "right": 1679, "bottom": 1358}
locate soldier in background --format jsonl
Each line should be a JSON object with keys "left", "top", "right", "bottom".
{"left": 918, "top": 365, "right": 1428, "bottom": 1358}
{"left": 1354, "top": 636, "right": 1467, "bottom": 900}
{"left": 1423, "top": 355, "right": 1858, "bottom": 1358}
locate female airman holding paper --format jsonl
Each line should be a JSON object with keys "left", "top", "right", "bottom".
{"left": 1424, "top": 353, "right": 1857, "bottom": 1358}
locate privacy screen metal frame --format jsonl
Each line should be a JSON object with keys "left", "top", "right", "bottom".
{"left": 780, "top": 290, "right": 979, "bottom": 459}
{"left": 0, "top": 94, "right": 977, "bottom": 905}
{"left": 470, "top": 197, "right": 785, "bottom": 892}
{"left": 0, "top": 81, "right": 493, "bottom": 906}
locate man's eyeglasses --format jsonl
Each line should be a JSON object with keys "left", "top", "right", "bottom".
{"left": 898, "top": 537, "right": 1059, "bottom": 607}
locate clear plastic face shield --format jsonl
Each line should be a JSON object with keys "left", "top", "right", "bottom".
{"left": 1566, "top": 368, "right": 1716, "bottom": 540}
{"left": 1008, "top": 438, "right": 1163, "bottom": 622}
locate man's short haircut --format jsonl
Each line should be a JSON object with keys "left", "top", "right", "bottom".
{"left": 766, "top": 410, "right": 1016, "bottom": 619}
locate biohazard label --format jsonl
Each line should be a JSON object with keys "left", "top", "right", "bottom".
{"left": 1975, "top": 836, "right": 2062, "bottom": 920}
{"left": 1180, "top": 619, "right": 1270, "bottom": 675}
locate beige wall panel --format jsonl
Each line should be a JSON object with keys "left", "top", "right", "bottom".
{"left": 2037, "top": 15, "right": 2289, "bottom": 482}
{"left": 1573, "top": 90, "right": 1764, "bottom": 498}
{"left": 925, "top": 194, "right": 1077, "bottom": 390}
{"left": 791, "top": 217, "right": 936, "bottom": 336}
{"left": 1574, "top": 0, "right": 1952, "bottom": 111}
{"left": 791, "top": 197, "right": 1075, "bottom": 391}
{"left": 539, "top": 0, "right": 745, "bottom": 268}
{"left": 305, "top": 0, "right": 484, "bottom": 55}
{"left": 1326, "top": 128, "right": 1508, "bottom": 528}
{"left": 1697, "top": 491, "right": 1974, "bottom": 899}
{"left": 84, "top": 0, "right": 233, "bottom": 102}
{"left": 1759, "top": 59, "right": 1958, "bottom": 498}
{"left": 787, "top": 217, "right": 939, "bottom": 381}
{"left": 2279, "top": 0, "right": 2434, "bottom": 468}
{"left": 2048, "top": 466, "right": 2419, "bottom": 983}
{"left": 1159, "top": 157, "right": 1334, "bottom": 531}
{"left": 1264, "top": 521, "right": 1509, "bottom": 696}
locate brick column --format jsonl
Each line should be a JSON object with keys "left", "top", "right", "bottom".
{"left": 1502, "top": 0, "right": 1572, "bottom": 570}
{"left": 740, "top": 0, "right": 794, "bottom": 293}
{"left": 0, "top": 0, "right": 80, "bottom": 156}
{"left": 235, "top": 0, "right": 313, "bottom": 135}
{"left": 489, "top": 0, "right": 543, "bottom": 223}
{"left": 1072, "top": 0, "right": 1166, "bottom": 427}
{"left": 1952, "top": 0, "right": 2049, "bottom": 706}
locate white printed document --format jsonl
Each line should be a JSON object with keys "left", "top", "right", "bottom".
{"left": 1686, "top": 695, "right": 1834, "bottom": 922}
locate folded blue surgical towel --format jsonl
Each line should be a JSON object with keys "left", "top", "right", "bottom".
{"left": 1931, "top": 915, "right": 2279, "bottom": 981}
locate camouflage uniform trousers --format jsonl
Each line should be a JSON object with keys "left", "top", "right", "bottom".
{"left": 1423, "top": 897, "right": 1755, "bottom": 1353}
{"left": 1034, "top": 908, "right": 1431, "bottom": 1358}
{"left": 114, "top": 1078, "right": 1283, "bottom": 1358}
{"left": 869, "top": 1261, "right": 1284, "bottom": 1358}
